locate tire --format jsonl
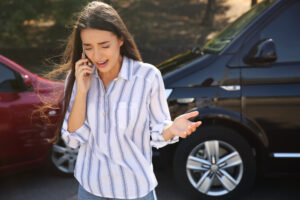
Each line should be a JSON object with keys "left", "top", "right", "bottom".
{"left": 173, "top": 125, "right": 256, "bottom": 200}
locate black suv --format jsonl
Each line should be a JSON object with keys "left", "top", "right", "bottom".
{"left": 158, "top": 0, "right": 300, "bottom": 199}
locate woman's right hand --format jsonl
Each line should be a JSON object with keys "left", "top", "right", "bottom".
{"left": 75, "top": 53, "right": 93, "bottom": 94}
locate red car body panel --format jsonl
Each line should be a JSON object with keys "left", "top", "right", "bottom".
{"left": 0, "top": 55, "right": 64, "bottom": 173}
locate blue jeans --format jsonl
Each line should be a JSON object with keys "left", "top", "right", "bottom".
{"left": 78, "top": 184, "right": 157, "bottom": 200}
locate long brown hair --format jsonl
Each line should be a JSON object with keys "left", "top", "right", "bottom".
{"left": 48, "top": 1, "right": 142, "bottom": 143}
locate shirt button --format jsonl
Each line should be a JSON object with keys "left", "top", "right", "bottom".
{"left": 103, "top": 112, "right": 106, "bottom": 116}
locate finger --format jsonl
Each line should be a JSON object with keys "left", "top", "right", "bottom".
{"left": 190, "top": 121, "right": 201, "bottom": 127}
{"left": 189, "top": 121, "right": 200, "bottom": 127}
{"left": 184, "top": 111, "right": 199, "bottom": 120}
{"left": 78, "top": 65, "right": 92, "bottom": 73}
{"left": 84, "top": 71, "right": 92, "bottom": 77}
{"left": 187, "top": 122, "right": 199, "bottom": 133}
{"left": 192, "top": 126, "right": 197, "bottom": 132}
{"left": 185, "top": 128, "right": 191, "bottom": 135}
{"left": 75, "top": 61, "right": 88, "bottom": 74}
{"left": 81, "top": 68, "right": 93, "bottom": 76}
{"left": 79, "top": 65, "right": 93, "bottom": 70}
{"left": 75, "top": 59, "right": 89, "bottom": 71}
{"left": 195, "top": 121, "right": 202, "bottom": 127}
{"left": 77, "top": 66, "right": 93, "bottom": 77}
{"left": 77, "top": 58, "right": 88, "bottom": 65}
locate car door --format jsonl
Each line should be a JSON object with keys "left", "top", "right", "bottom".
{"left": 240, "top": 1, "right": 300, "bottom": 154}
{"left": 0, "top": 63, "right": 46, "bottom": 167}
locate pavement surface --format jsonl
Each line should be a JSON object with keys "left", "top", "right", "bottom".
{"left": 0, "top": 164, "right": 300, "bottom": 200}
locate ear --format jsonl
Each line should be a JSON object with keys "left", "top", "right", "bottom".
{"left": 119, "top": 37, "right": 124, "bottom": 47}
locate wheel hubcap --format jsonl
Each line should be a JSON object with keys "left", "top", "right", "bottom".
{"left": 210, "top": 164, "right": 218, "bottom": 172}
{"left": 186, "top": 140, "right": 243, "bottom": 196}
{"left": 51, "top": 140, "right": 78, "bottom": 174}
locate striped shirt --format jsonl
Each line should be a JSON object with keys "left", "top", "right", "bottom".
{"left": 61, "top": 56, "right": 179, "bottom": 199}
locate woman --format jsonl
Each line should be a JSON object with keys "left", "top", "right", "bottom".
{"left": 56, "top": 1, "right": 202, "bottom": 200}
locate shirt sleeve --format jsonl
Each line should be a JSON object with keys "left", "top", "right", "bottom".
{"left": 61, "top": 71, "right": 91, "bottom": 149}
{"left": 149, "top": 68, "right": 179, "bottom": 149}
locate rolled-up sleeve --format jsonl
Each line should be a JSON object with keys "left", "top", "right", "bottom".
{"left": 61, "top": 71, "right": 90, "bottom": 149}
{"left": 149, "top": 69, "right": 179, "bottom": 149}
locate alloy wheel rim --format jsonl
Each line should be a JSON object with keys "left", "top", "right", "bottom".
{"left": 51, "top": 140, "right": 78, "bottom": 174}
{"left": 186, "top": 140, "right": 243, "bottom": 196}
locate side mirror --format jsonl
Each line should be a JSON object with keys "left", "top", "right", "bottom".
{"left": 22, "top": 74, "right": 32, "bottom": 87}
{"left": 16, "top": 73, "right": 33, "bottom": 90}
{"left": 243, "top": 38, "right": 277, "bottom": 65}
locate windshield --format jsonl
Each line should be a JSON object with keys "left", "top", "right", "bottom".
{"left": 202, "top": 0, "right": 277, "bottom": 54}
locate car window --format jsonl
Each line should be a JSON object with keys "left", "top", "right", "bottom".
{"left": 202, "top": 0, "right": 277, "bottom": 54}
{"left": 260, "top": 1, "right": 300, "bottom": 62}
{"left": 0, "top": 63, "right": 20, "bottom": 92}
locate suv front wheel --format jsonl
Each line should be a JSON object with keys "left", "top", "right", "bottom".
{"left": 173, "top": 125, "right": 256, "bottom": 200}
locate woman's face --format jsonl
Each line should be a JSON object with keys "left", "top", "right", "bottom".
{"left": 80, "top": 28, "right": 124, "bottom": 77}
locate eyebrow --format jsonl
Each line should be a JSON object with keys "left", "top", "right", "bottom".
{"left": 83, "top": 41, "right": 110, "bottom": 46}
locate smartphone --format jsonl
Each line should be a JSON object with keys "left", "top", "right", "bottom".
{"left": 82, "top": 48, "right": 93, "bottom": 76}
{"left": 82, "top": 47, "right": 88, "bottom": 62}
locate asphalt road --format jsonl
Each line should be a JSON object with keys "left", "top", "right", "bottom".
{"left": 0, "top": 166, "right": 299, "bottom": 200}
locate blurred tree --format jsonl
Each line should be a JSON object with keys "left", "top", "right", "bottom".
{"left": 0, "top": 0, "right": 231, "bottom": 68}
{"left": 202, "top": 0, "right": 215, "bottom": 26}
{"left": 251, "top": 0, "right": 258, "bottom": 7}
{"left": 0, "top": 0, "right": 90, "bottom": 47}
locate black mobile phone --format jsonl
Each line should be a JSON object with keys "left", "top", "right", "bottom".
{"left": 82, "top": 48, "right": 93, "bottom": 66}
{"left": 82, "top": 48, "right": 93, "bottom": 76}
{"left": 82, "top": 47, "right": 87, "bottom": 60}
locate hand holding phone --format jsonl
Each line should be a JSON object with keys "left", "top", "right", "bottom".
{"left": 74, "top": 48, "right": 93, "bottom": 93}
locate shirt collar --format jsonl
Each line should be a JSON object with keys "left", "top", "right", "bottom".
{"left": 118, "top": 56, "right": 132, "bottom": 81}
{"left": 92, "top": 56, "right": 132, "bottom": 81}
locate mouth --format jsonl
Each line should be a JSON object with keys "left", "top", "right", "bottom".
{"left": 96, "top": 59, "right": 108, "bottom": 68}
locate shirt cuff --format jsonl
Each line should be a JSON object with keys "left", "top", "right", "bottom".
{"left": 150, "top": 120, "right": 179, "bottom": 149}
{"left": 61, "top": 122, "right": 90, "bottom": 149}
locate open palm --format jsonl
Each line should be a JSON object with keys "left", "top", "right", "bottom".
{"left": 171, "top": 111, "right": 202, "bottom": 138}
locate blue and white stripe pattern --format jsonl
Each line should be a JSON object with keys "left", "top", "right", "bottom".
{"left": 61, "top": 56, "right": 179, "bottom": 199}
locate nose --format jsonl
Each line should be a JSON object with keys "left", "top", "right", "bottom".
{"left": 93, "top": 47, "right": 102, "bottom": 61}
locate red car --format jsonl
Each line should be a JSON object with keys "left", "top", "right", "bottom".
{"left": 0, "top": 54, "right": 72, "bottom": 174}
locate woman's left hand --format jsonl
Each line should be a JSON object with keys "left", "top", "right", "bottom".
{"left": 170, "top": 111, "right": 202, "bottom": 138}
